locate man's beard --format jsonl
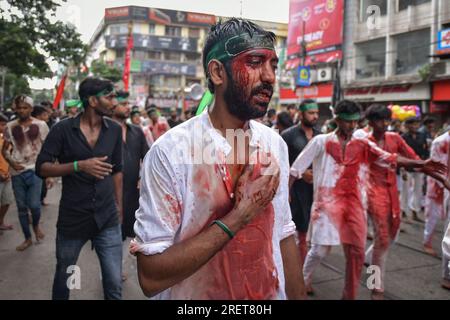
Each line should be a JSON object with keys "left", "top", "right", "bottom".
{"left": 94, "top": 106, "right": 112, "bottom": 117}
{"left": 115, "top": 111, "right": 129, "bottom": 120}
{"left": 302, "top": 119, "right": 317, "bottom": 128}
{"left": 223, "top": 70, "right": 273, "bottom": 121}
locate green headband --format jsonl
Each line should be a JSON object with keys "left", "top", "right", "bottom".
{"left": 205, "top": 33, "right": 275, "bottom": 70}
{"left": 66, "top": 100, "right": 82, "bottom": 108}
{"left": 117, "top": 97, "right": 128, "bottom": 103}
{"left": 336, "top": 112, "right": 361, "bottom": 121}
{"left": 299, "top": 103, "right": 319, "bottom": 112}
{"left": 95, "top": 88, "right": 116, "bottom": 98}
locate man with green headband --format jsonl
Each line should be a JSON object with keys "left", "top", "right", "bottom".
{"left": 133, "top": 18, "right": 306, "bottom": 300}
{"left": 281, "top": 99, "right": 320, "bottom": 270}
{"left": 65, "top": 99, "right": 82, "bottom": 118}
{"left": 289, "top": 99, "right": 447, "bottom": 299}
{"left": 36, "top": 77, "right": 124, "bottom": 300}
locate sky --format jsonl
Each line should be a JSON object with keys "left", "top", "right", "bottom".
{"left": 30, "top": 0, "right": 290, "bottom": 89}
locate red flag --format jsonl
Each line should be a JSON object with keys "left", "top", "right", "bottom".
{"left": 123, "top": 34, "right": 133, "bottom": 91}
{"left": 53, "top": 74, "right": 67, "bottom": 109}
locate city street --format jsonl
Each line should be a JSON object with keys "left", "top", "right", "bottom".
{"left": 0, "top": 182, "right": 448, "bottom": 300}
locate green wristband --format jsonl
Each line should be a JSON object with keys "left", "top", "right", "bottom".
{"left": 211, "top": 220, "right": 235, "bottom": 239}
{"left": 73, "top": 161, "right": 79, "bottom": 172}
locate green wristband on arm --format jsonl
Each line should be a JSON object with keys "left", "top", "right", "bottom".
{"left": 211, "top": 220, "right": 235, "bottom": 239}
{"left": 73, "top": 161, "right": 79, "bottom": 172}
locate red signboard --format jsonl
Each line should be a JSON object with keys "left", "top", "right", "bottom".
{"left": 287, "top": 0, "right": 344, "bottom": 59}
{"left": 345, "top": 84, "right": 413, "bottom": 96}
{"left": 280, "top": 83, "right": 333, "bottom": 103}
{"left": 187, "top": 13, "right": 216, "bottom": 25}
{"left": 433, "top": 80, "right": 450, "bottom": 102}
{"left": 105, "top": 7, "right": 129, "bottom": 19}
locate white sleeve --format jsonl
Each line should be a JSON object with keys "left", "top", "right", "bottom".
{"left": 290, "top": 135, "right": 322, "bottom": 178}
{"left": 443, "top": 222, "right": 450, "bottom": 260}
{"left": 277, "top": 139, "right": 296, "bottom": 240}
{"left": 131, "top": 145, "right": 183, "bottom": 256}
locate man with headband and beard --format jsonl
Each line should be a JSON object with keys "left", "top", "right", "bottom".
{"left": 132, "top": 18, "right": 306, "bottom": 300}
{"left": 281, "top": 100, "right": 320, "bottom": 270}
{"left": 289, "top": 100, "right": 447, "bottom": 299}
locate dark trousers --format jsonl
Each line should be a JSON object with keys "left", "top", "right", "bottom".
{"left": 52, "top": 225, "right": 123, "bottom": 300}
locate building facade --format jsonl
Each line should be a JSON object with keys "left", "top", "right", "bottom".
{"left": 88, "top": 6, "right": 287, "bottom": 111}
{"left": 341, "top": 0, "right": 450, "bottom": 117}
{"left": 282, "top": 0, "right": 450, "bottom": 121}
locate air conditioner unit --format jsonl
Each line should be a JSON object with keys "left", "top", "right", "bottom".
{"left": 317, "top": 67, "right": 333, "bottom": 82}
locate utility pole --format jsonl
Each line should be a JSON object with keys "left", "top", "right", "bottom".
{"left": 299, "top": 20, "right": 307, "bottom": 102}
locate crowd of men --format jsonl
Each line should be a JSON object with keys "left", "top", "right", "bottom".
{"left": 0, "top": 18, "right": 449, "bottom": 300}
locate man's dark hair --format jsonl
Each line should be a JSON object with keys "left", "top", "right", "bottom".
{"left": 40, "top": 100, "right": 53, "bottom": 108}
{"left": 31, "top": 105, "right": 48, "bottom": 118}
{"left": 405, "top": 117, "right": 421, "bottom": 124}
{"left": 78, "top": 77, "right": 114, "bottom": 108}
{"left": 0, "top": 112, "right": 8, "bottom": 123}
{"left": 277, "top": 111, "right": 294, "bottom": 129}
{"left": 147, "top": 107, "right": 157, "bottom": 117}
{"left": 365, "top": 104, "right": 392, "bottom": 121}
{"left": 287, "top": 104, "right": 297, "bottom": 110}
{"left": 267, "top": 109, "right": 276, "bottom": 118}
{"left": 334, "top": 100, "right": 361, "bottom": 116}
{"left": 116, "top": 90, "right": 130, "bottom": 100}
{"left": 202, "top": 18, "right": 276, "bottom": 94}
{"left": 423, "top": 116, "right": 436, "bottom": 125}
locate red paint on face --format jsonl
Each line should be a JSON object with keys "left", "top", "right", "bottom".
{"left": 230, "top": 49, "right": 277, "bottom": 108}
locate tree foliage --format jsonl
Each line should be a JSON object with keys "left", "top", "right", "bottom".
{"left": 0, "top": 0, "right": 87, "bottom": 77}
{"left": 90, "top": 60, "right": 123, "bottom": 83}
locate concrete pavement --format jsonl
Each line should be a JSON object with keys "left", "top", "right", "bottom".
{"left": 0, "top": 182, "right": 449, "bottom": 299}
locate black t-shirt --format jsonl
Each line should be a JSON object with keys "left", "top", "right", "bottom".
{"left": 401, "top": 131, "right": 429, "bottom": 160}
{"left": 36, "top": 114, "right": 123, "bottom": 239}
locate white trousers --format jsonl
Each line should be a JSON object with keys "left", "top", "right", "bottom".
{"left": 400, "top": 172, "right": 424, "bottom": 215}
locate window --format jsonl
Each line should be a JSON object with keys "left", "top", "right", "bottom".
{"left": 149, "top": 24, "right": 155, "bottom": 34}
{"left": 132, "top": 75, "right": 147, "bottom": 85}
{"left": 394, "top": 29, "right": 430, "bottom": 75}
{"left": 360, "top": 0, "right": 387, "bottom": 21}
{"left": 165, "top": 52, "right": 182, "bottom": 61}
{"left": 188, "top": 28, "right": 200, "bottom": 38}
{"left": 110, "top": 24, "right": 129, "bottom": 35}
{"left": 115, "top": 50, "right": 125, "bottom": 59}
{"left": 355, "top": 38, "right": 386, "bottom": 79}
{"left": 148, "top": 51, "right": 162, "bottom": 60}
{"left": 399, "top": 0, "right": 431, "bottom": 11}
{"left": 184, "top": 52, "right": 200, "bottom": 62}
{"left": 165, "top": 26, "right": 181, "bottom": 37}
{"left": 133, "top": 50, "right": 147, "bottom": 60}
{"left": 165, "top": 76, "right": 181, "bottom": 88}
{"left": 150, "top": 75, "right": 164, "bottom": 87}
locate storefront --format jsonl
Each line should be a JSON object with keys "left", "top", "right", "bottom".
{"left": 343, "top": 83, "right": 430, "bottom": 113}
{"left": 431, "top": 79, "right": 450, "bottom": 118}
